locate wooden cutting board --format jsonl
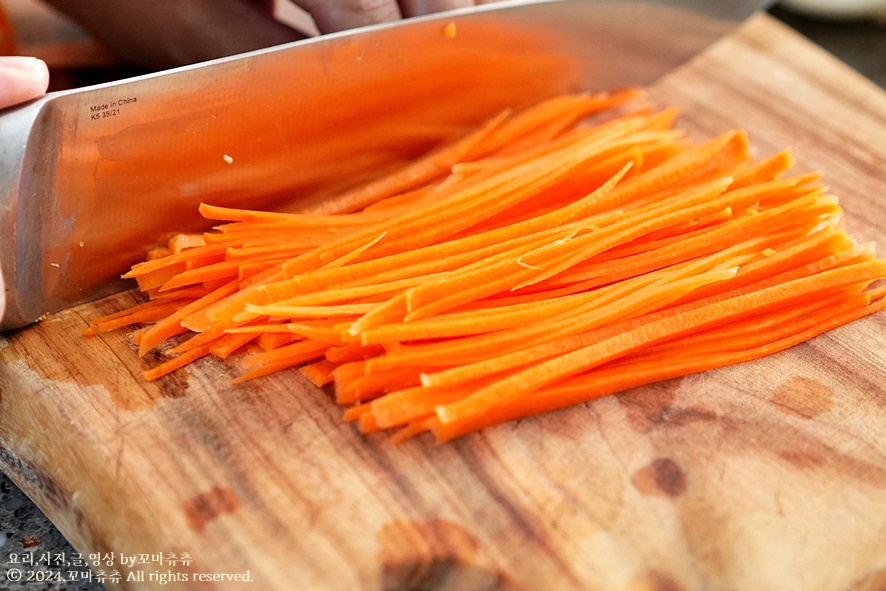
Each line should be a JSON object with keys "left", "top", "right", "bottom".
{"left": 2, "top": 14, "right": 886, "bottom": 591}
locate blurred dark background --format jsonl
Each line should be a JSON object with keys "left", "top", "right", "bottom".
{"left": 770, "top": 4, "right": 885, "bottom": 88}
{"left": 0, "top": 2, "right": 884, "bottom": 590}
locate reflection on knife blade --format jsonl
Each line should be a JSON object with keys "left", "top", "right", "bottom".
{"left": 0, "top": 0, "right": 772, "bottom": 331}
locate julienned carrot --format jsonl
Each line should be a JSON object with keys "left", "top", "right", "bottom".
{"left": 83, "top": 297, "right": 196, "bottom": 335}
{"left": 358, "top": 288, "right": 871, "bottom": 434}
{"left": 362, "top": 247, "right": 746, "bottom": 352}
{"left": 310, "top": 130, "right": 637, "bottom": 266}
{"left": 256, "top": 332, "right": 296, "bottom": 352}
{"left": 325, "top": 342, "right": 384, "bottom": 364}
{"left": 208, "top": 163, "right": 633, "bottom": 331}
{"left": 143, "top": 345, "right": 213, "bottom": 381}
{"left": 167, "top": 233, "right": 206, "bottom": 253}
{"left": 361, "top": 245, "right": 877, "bottom": 429}
{"left": 428, "top": 289, "right": 886, "bottom": 442}
{"left": 417, "top": 291, "right": 876, "bottom": 441}
{"left": 396, "top": 175, "right": 744, "bottom": 319}
{"left": 305, "top": 108, "right": 512, "bottom": 215}
{"left": 522, "top": 189, "right": 834, "bottom": 293}
{"left": 463, "top": 89, "right": 645, "bottom": 159}
{"left": 137, "top": 279, "right": 240, "bottom": 355}
{"left": 122, "top": 243, "right": 228, "bottom": 279}
{"left": 730, "top": 150, "right": 794, "bottom": 189}
{"left": 417, "top": 267, "right": 740, "bottom": 389}
{"left": 206, "top": 115, "right": 680, "bottom": 298}
{"left": 300, "top": 359, "right": 338, "bottom": 387}
{"left": 510, "top": 176, "right": 814, "bottom": 291}
{"left": 245, "top": 302, "right": 379, "bottom": 319}
{"left": 208, "top": 332, "right": 259, "bottom": 359}
{"left": 83, "top": 89, "right": 886, "bottom": 445}
{"left": 231, "top": 340, "right": 330, "bottom": 383}
{"left": 434, "top": 260, "right": 886, "bottom": 426}
{"left": 286, "top": 320, "right": 358, "bottom": 345}
{"left": 335, "top": 366, "right": 429, "bottom": 404}
{"left": 363, "top": 242, "right": 775, "bottom": 371}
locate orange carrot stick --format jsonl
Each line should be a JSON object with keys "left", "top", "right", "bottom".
{"left": 435, "top": 260, "right": 886, "bottom": 426}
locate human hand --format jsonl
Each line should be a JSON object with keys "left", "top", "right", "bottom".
{"left": 0, "top": 56, "right": 49, "bottom": 110}
{"left": 297, "top": 0, "right": 481, "bottom": 33}
{"left": 40, "top": 0, "right": 497, "bottom": 70}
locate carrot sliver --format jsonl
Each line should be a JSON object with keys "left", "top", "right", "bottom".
{"left": 435, "top": 260, "right": 886, "bottom": 426}
{"left": 232, "top": 340, "right": 330, "bottom": 383}
{"left": 300, "top": 359, "right": 339, "bottom": 387}
{"left": 432, "top": 288, "right": 886, "bottom": 442}
{"left": 81, "top": 90, "right": 886, "bottom": 444}
{"left": 258, "top": 332, "right": 298, "bottom": 352}
{"left": 389, "top": 418, "right": 436, "bottom": 445}
{"left": 168, "top": 232, "right": 206, "bottom": 253}
{"left": 207, "top": 332, "right": 258, "bottom": 358}
{"left": 312, "top": 108, "right": 511, "bottom": 214}
{"left": 87, "top": 299, "right": 194, "bottom": 334}
{"left": 419, "top": 266, "right": 739, "bottom": 389}
{"left": 144, "top": 345, "right": 212, "bottom": 381}
{"left": 138, "top": 280, "right": 240, "bottom": 355}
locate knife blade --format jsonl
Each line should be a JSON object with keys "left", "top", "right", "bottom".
{"left": 0, "top": 0, "right": 771, "bottom": 331}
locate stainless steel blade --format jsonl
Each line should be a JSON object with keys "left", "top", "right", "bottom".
{"left": 0, "top": 0, "right": 772, "bottom": 331}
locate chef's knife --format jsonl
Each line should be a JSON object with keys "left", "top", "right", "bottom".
{"left": 0, "top": 0, "right": 771, "bottom": 331}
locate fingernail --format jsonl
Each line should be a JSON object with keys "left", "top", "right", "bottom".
{"left": 0, "top": 56, "right": 42, "bottom": 71}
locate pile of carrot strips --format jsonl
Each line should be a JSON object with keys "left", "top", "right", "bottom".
{"left": 85, "top": 88, "right": 886, "bottom": 443}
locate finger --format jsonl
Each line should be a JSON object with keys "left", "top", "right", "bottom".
{"left": 0, "top": 57, "right": 49, "bottom": 110}
{"left": 294, "top": 0, "right": 402, "bottom": 34}
{"left": 399, "top": 0, "right": 475, "bottom": 17}
{"left": 43, "top": 0, "right": 306, "bottom": 70}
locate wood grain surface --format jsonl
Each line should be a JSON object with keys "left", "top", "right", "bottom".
{"left": 2, "top": 14, "right": 886, "bottom": 591}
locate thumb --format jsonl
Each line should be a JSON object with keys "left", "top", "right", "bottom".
{"left": 0, "top": 57, "right": 49, "bottom": 110}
